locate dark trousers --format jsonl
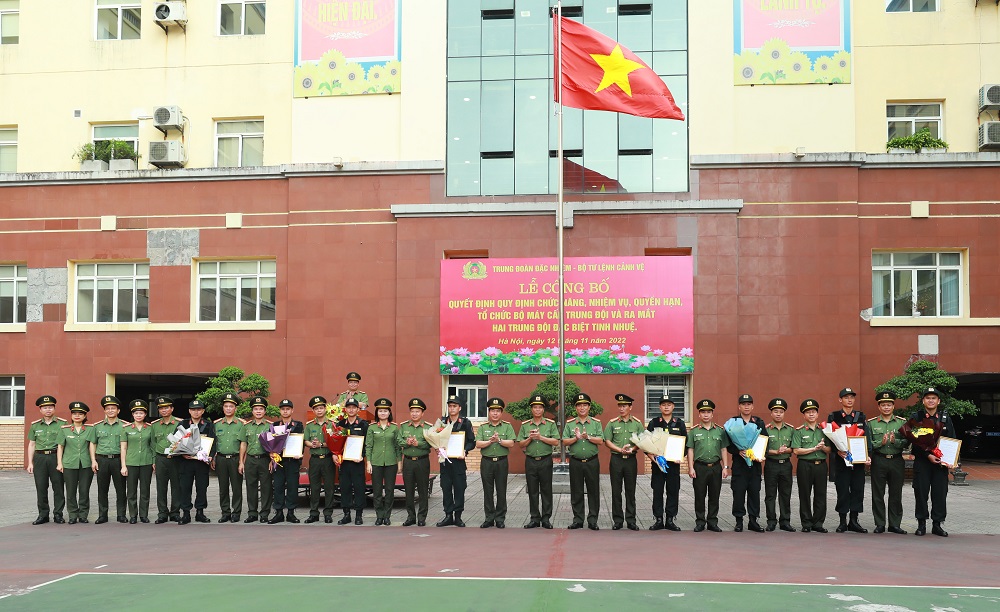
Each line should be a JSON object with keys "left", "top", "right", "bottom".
{"left": 179, "top": 458, "right": 210, "bottom": 512}
{"left": 650, "top": 462, "right": 681, "bottom": 520}
{"left": 730, "top": 459, "right": 762, "bottom": 519}
{"left": 797, "top": 459, "right": 828, "bottom": 528}
{"left": 871, "top": 454, "right": 904, "bottom": 529}
{"left": 155, "top": 454, "right": 180, "bottom": 520}
{"left": 216, "top": 454, "right": 243, "bottom": 518}
{"left": 33, "top": 452, "right": 64, "bottom": 519}
{"left": 692, "top": 461, "right": 722, "bottom": 528}
{"left": 525, "top": 455, "right": 553, "bottom": 522}
{"left": 272, "top": 458, "right": 301, "bottom": 512}
{"left": 340, "top": 460, "right": 366, "bottom": 513}
{"left": 63, "top": 466, "right": 92, "bottom": 520}
{"left": 307, "top": 454, "right": 336, "bottom": 518}
{"left": 481, "top": 456, "right": 509, "bottom": 523}
{"left": 569, "top": 456, "right": 600, "bottom": 526}
{"left": 439, "top": 459, "right": 468, "bottom": 515}
{"left": 402, "top": 455, "right": 430, "bottom": 522}
{"left": 96, "top": 454, "right": 125, "bottom": 519}
{"left": 609, "top": 454, "right": 637, "bottom": 525}
{"left": 832, "top": 459, "right": 866, "bottom": 515}
{"left": 125, "top": 464, "right": 152, "bottom": 519}
{"left": 912, "top": 456, "right": 949, "bottom": 522}
{"left": 763, "top": 459, "right": 793, "bottom": 526}
{"left": 371, "top": 464, "right": 397, "bottom": 520}
{"left": 244, "top": 454, "right": 272, "bottom": 519}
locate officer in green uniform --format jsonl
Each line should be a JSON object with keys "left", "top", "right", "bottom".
{"left": 57, "top": 401, "right": 96, "bottom": 524}
{"left": 562, "top": 393, "right": 604, "bottom": 530}
{"left": 150, "top": 397, "right": 181, "bottom": 523}
{"left": 212, "top": 392, "right": 245, "bottom": 523}
{"left": 686, "top": 399, "right": 729, "bottom": 532}
{"left": 365, "top": 398, "right": 401, "bottom": 526}
{"left": 475, "top": 397, "right": 516, "bottom": 528}
{"left": 27, "top": 395, "right": 67, "bottom": 525}
{"left": 397, "top": 398, "right": 431, "bottom": 527}
{"left": 303, "top": 395, "right": 337, "bottom": 524}
{"left": 239, "top": 396, "right": 273, "bottom": 523}
{"left": 517, "top": 394, "right": 559, "bottom": 529}
{"left": 604, "top": 393, "right": 645, "bottom": 531}
{"left": 93, "top": 395, "right": 128, "bottom": 524}
{"left": 792, "top": 398, "right": 830, "bottom": 533}
{"left": 763, "top": 398, "right": 795, "bottom": 532}
{"left": 122, "top": 399, "right": 156, "bottom": 523}
{"left": 336, "top": 372, "right": 370, "bottom": 409}
{"left": 868, "top": 390, "right": 907, "bottom": 534}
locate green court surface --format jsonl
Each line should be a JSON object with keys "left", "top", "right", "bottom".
{"left": 4, "top": 574, "right": 999, "bottom": 611}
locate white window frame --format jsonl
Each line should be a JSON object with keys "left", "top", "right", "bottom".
{"left": 644, "top": 375, "right": 690, "bottom": 422}
{"left": 0, "top": 375, "right": 25, "bottom": 419}
{"left": 95, "top": 0, "right": 141, "bottom": 41}
{"left": 885, "top": 0, "right": 937, "bottom": 12}
{"left": 0, "top": 127, "right": 16, "bottom": 173}
{"left": 75, "top": 262, "right": 150, "bottom": 324}
{"left": 0, "top": 264, "right": 27, "bottom": 324}
{"left": 93, "top": 124, "right": 139, "bottom": 158}
{"left": 197, "top": 260, "right": 276, "bottom": 323}
{"left": 219, "top": 1, "right": 266, "bottom": 36}
{"left": 0, "top": 1, "right": 18, "bottom": 45}
{"left": 446, "top": 377, "right": 489, "bottom": 421}
{"left": 215, "top": 119, "right": 264, "bottom": 168}
{"left": 871, "top": 251, "right": 962, "bottom": 318}
{"left": 886, "top": 102, "right": 942, "bottom": 142}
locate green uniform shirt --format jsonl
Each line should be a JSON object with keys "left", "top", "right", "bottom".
{"left": 123, "top": 423, "right": 155, "bottom": 466}
{"left": 765, "top": 423, "right": 795, "bottom": 460}
{"left": 365, "top": 422, "right": 401, "bottom": 466}
{"left": 242, "top": 420, "right": 271, "bottom": 455}
{"left": 476, "top": 420, "right": 516, "bottom": 458}
{"left": 517, "top": 418, "right": 560, "bottom": 457}
{"left": 397, "top": 421, "right": 431, "bottom": 457}
{"left": 336, "top": 391, "right": 370, "bottom": 407}
{"left": 603, "top": 416, "right": 644, "bottom": 450}
{"left": 214, "top": 417, "right": 245, "bottom": 455}
{"left": 686, "top": 423, "right": 729, "bottom": 463}
{"left": 562, "top": 417, "right": 604, "bottom": 459}
{"left": 28, "top": 418, "right": 66, "bottom": 451}
{"left": 303, "top": 419, "right": 333, "bottom": 456}
{"left": 151, "top": 416, "right": 181, "bottom": 454}
{"left": 792, "top": 425, "right": 827, "bottom": 461}
{"left": 868, "top": 415, "right": 907, "bottom": 455}
{"left": 58, "top": 424, "right": 95, "bottom": 469}
{"left": 93, "top": 419, "right": 128, "bottom": 455}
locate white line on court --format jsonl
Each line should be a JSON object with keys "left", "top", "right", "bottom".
{"left": 28, "top": 573, "right": 82, "bottom": 591}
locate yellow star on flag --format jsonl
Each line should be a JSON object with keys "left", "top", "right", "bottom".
{"left": 590, "top": 45, "right": 644, "bottom": 97}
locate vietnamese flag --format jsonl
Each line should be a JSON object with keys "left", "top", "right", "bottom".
{"left": 554, "top": 16, "right": 684, "bottom": 121}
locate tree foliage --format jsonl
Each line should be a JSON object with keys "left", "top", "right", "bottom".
{"left": 875, "top": 360, "right": 977, "bottom": 419}
{"left": 505, "top": 373, "right": 604, "bottom": 423}
{"left": 196, "top": 366, "right": 278, "bottom": 419}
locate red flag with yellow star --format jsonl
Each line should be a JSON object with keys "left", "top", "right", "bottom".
{"left": 554, "top": 16, "right": 684, "bottom": 120}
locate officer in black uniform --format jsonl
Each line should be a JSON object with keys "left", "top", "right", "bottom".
{"left": 728, "top": 393, "right": 766, "bottom": 532}
{"left": 436, "top": 394, "right": 475, "bottom": 528}
{"left": 646, "top": 396, "right": 687, "bottom": 531}
{"left": 336, "top": 398, "right": 369, "bottom": 525}
{"left": 828, "top": 387, "right": 869, "bottom": 533}
{"left": 269, "top": 399, "right": 304, "bottom": 524}
{"left": 910, "top": 387, "right": 956, "bottom": 537}
{"left": 178, "top": 399, "right": 216, "bottom": 524}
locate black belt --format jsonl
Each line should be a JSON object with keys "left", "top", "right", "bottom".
{"left": 157, "top": 453, "right": 171, "bottom": 457}
{"left": 247, "top": 453, "right": 266, "bottom": 457}
{"left": 312, "top": 453, "right": 330, "bottom": 459}
{"left": 570, "top": 456, "right": 595, "bottom": 463}
{"left": 695, "top": 461, "right": 720, "bottom": 467}
{"left": 218, "top": 453, "right": 238, "bottom": 459}
{"left": 612, "top": 453, "right": 635, "bottom": 459}
{"left": 529, "top": 455, "right": 552, "bottom": 461}
{"left": 407, "top": 455, "right": 428, "bottom": 460}
{"left": 484, "top": 456, "right": 507, "bottom": 462}
{"left": 97, "top": 454, "right": 121, "bottom": 459}
{"left": 877, "top": 453, "right": 900, "bottom": 459}
{"left": 35, "top": 449, "right": 57, "bottom": 455}
{"left": 805, "top": 459, "right": 825, "bottom": 464}
{"left": 770, "top": 459, "right": 788, "bottom": 464}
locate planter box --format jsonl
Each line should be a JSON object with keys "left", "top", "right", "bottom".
{"left": 887, "top": 147, "right": 917, "bottom": 154}
{"left": 920, "top": 148, "right": 948, "bottom": 155}
{"left": 109, "top": 159, "right": 137, "bottom": 171}
{"left": 80, "top": 160, "right": 109, "bottom": 171}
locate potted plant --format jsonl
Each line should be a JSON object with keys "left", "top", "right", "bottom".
{"left": 886, "top": 128, "right": 948, "bottom": 154}
{"left": 106, "top": 139, "right": 139, "bottom": 170}
{"left": 73, "top": 139, "right": 140, "bottom": 171}
{"left": 74, "top": 142, "right": 109, "bottom": 171}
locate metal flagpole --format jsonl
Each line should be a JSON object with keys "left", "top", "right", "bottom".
{"left": 556, "top": 1, "right": 566, "bottom": 464}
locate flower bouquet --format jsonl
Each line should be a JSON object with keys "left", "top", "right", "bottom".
{"left": 902, "top": 417, "right": 944, "bottom": 463}
{"left": 422, "top": 419, "right": 455, "bottom": 464}
{"left": 724, "top": 418, "right": 761, "bottom": 466}
{"left": 324, "top": 422, "right": 349, "bottom": 456}
{"left": 630, "top": 428, "right": 670, "bottom": 474}
{"left": 166, "top": 425, "right": 210, "bottom": 462}
{"left": 325, "top": 402, "right": 345, "bottom": 423}
{"left": 820, "top": 422, "right": 864, "bottom": 466}
{"left": 258, "top": 424, "right": 289, "bottom": 472}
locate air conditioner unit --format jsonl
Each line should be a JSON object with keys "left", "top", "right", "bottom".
{"left": 154, "top": 2, "right": 187, "bottom": 26}
{"left": 152, "top": 105, "right": 183, "bottom": 132}
{"left": 978, "top": 122, "right": 1000, "bottom": 150}
{"left": 979, "top": 84, "right": 1000, "bottom": 112}
{"left": 148, "top": 141, "right": 187, "bottom": 168}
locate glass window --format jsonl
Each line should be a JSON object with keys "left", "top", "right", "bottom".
{"left": 515, "top": 0, "right": 548, "bottom": 55}
{"left": 448, "top": 1, "right": 481, "bottom": 57}
{"left": 0, "top": 127, "right": 16, "bottom": 173}
{"left": 0, "top": 264, "right": 27, "bottom": 323}
{"left": 447, "top": 82, "right": 482, "bottom": 196}
{"left": 0, "top": 375, "right": 26, "bottom": 418}
{"left": 198, "top": 260, "right": 276, "bottom": 322}
{"left": 644, "top": 375, "right": 689, "bottom": 422}
{"left": 514, "top": 79, "right": 549, "bottom": 194}
{"left": 93, "top": 124, "right": 139, "bottom": 159}
{"left": 0, "top": 1, "right": 18, "bottom": 45}
{"left": 216, "top": 120, "right": 264, "bottom": 167}
{"left": 871, "top": 251, "right": 961, "bottom": 318}
{"left": 887, "top": 103, "right": 942, "bottom": 141}
{"left": 885, "top": 0, "right": 937, "bottom": 12}
{"left": 76, "top": 262, "right": 149, "bottom": 323}
{"left": 96, "top": 1, "right": 141, "bottom": 41}
{"left": 220, "top": 1, "right": 265, "bottom": 36}
{"left": 447, "top": 376, "right": 489, "bottom": 420}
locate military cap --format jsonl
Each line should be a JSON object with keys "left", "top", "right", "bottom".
{"left": 408, "top": 398, "right": 427, "bottom": 411}
{"left": 767, "top": 398, "right": 788, "bottom": 411}
{"left": 189, "top": 399, "right": 205, "bottom": 410}
{"left": 374, "top": 398, "right": 392, "bottom": 409}
{"left": 800, "top": 398, "right": 820, "bottom": 413}
{"left": 738, "top": 393, "right": 754, "bottom": 404}
{"left": 696, "top": 399, "right": 715, "bottom": 412}
{"left": 876, "top": 390, "right": 896, "bottom": 403}
{"left": 221, "top": 392, "right": 239, "bottom": 405}
{"left": 100, "top": 395, "right": 120, "bottom": 407}
{"left": 446, "top": 394, "right": 464, "bottom": 407}
{"left": 615, "top": 393, "right": 634, "bottom": 404}
{"left": 309, "top": 395, "right": 328, "bottom": 408}
{"left": 345, "top": 398, "right": 359, "bottom": 408}
{"left": 35, "top": 395, "right": 57, "bottom": 407}
{"left": 130, "top": 399, "right": 149, "bottom": 412}
{"left": 278, "top": 399, "right": 294, "bottom": 409}
{"left": 659, "top": 396, "right": 675, "bottom": 405}
{"left": 529, "top": 395, "right": 546, "bottom": 406}
{"left": 574, "top": 393, "right": 592, "bottom": 405}
{"left": 839, "top": 387, "right": 857, "bottom": 398}
{"left": 922, "top": 387, "right": 941, "bottom": 398}
{"left": 155, "top": 396, "right": 174, "bottom": 408}
{"left": 486, "top": 397, "right": 505, "bottom": 410}
{"left": 250, "top": 396, "right": 267, "bottom": 408}
{"left": 346, "top": 372, "right": 361, "bottom": 382}
{"left": 69, "top": 401, "right": 89, "bottom": 414}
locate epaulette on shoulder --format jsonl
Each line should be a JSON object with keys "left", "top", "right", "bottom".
{"left": 85, "top": 423, "right": 94, "bottom": 427}
{"left": 214, "top": 417, "right": 224, "bottom": 424}
{"left": 894, "top": 415, "right": 905, "bottom": 421}
{"left": 545, "top": 418, "right": 555, "bottom": 423}
{"left": 151, "top": 418, "right": 161, "bottom": 424}
{"left": 306, "top": 418, "right": 316, "bottom": 425}
{"left": 120, "top": 420, "right": 132, "bottom": 426}
{"left": 31, "top": 418, "right": 42, "bottom": 425}
{"left": 867, "top": 416, "right": 878, "bottom": 422}
{"left": 57, "top": 417, "right": 68, "bottom": 422}
{"left": 795, "top": 425, "right": 804, "bottom": 430}
{"left": 521, "top": 419, "right": 532, "bottom": 425}
{"left": 61, "top": 424, "right": 73, "bottom": 429}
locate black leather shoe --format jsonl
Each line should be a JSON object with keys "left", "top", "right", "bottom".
{"left": 765, "top": 522, "right": 776, "bottom": 532}
{"left": 260, "top": 515, "right": 269, "bottom": 523}
{"left": 800, "top": 527, "right": 811, "bottom": 533}
{"left": 195, "top": 513, "right": 210, "bottom": 524}
{"left": 568, "top": 522, "right": 584, "bottom": 529}
{"left": 813, "top": 526, "right": 828, "bottom": 533}
{"left": 496, "top": 521, "right": 505, "bottom": 529}
{"left": 734, "top": 521, "right": 743, "bottom": 532}
{"left": 230, "top": 516, "right": 240, "bottom": 523}
{"left": 454, "top": 515, "right": 466, "bottom": 527}
{"left": 95, "top": 517, "right": 108, "bottom": 525}
{"left": 836, "top": 523, "right": 848, "bottom": 533}
{"left": 402, "top": 518, "right": 416, "bottom": 527}
{"left": 268, "top": 513, "right": 284, "bottom": 524}
{"left": 337, "top": 514, "right": 352, "bottom": 525}
{"left": 748, "top": 520, "right": 765, "bottom": 533}
{"left": 612, "top": 523, "right": 623, "bottom": 530}
{"left": 707, "top": 525, "right": 722, "bottom": 532}
{"left": 847, "top": 519, "right": 868, "bottom": 533}
{"left": 480, "top": 521, "right": 494, "bottom": 528}
{"left": 417, "top": 520, "right": 426, "bottom": 527}
{"left": 140, "top": 517, "right": 150, "bottom": 524}
{"left": 324, "top": 516, "right": 333, "bottom": 524}
{"left": 68, "top": 518, "right": 78, "bottom": 525}
{"left": 932, "top": 522, "right": 948, "bottom": 537}
{"left": 219, "top": 516, "right": 232, "bottom": 523}
{"left": 170, "top": 515, "right": 180, "bottom": 523}
{"left": 304, "top": 516, "right": 319, "bottom": 524}
{"left": 627, "top": 523, "right": 639, "bottom": 531}
{"left": 384, "top": 519, "right": 392, "bottom": 526}
{"left": 129, "top": 517, "right": 138, "bottom": 524}
{"left": 541, "top": 521, "right": 553, "bottom": 529}
{"left": 873, "top": 526, "right": 886, "bottom": 534}
{"left": 780, "top": 523, "right": 795, "bottom": 532}
{"left": 375, "top": 518, "right": 384, "bottom": 526}
{"left": 665, "top": 519, "right": 681, "bottom": 532}
{"left": 436, "top": 514, "right": 454, "bottom": 527}
{"left": 53, "top": 516, "right": 65, "bottom": 524}
{"left": 244, "top": 516, "right": 257, "bottom": 524}
{"left": 78, "top": 518, "right": 89, "bottom": 524}
{"left": 888, "top": 526, "right": 907, "bottom": 534}
{"left": 32, "top": 516, "right": 49, "bottom": 525}
{"left": 355, "top": 515, "right": 363, "bottom": 525}
{"left": 524, "top": 521, "right": 541, "bottom": 529}
{"left": 693, "top": 525, "right": 706, "bottom": 532}
{"left": 649, "top": 519, "right": 664, "bottom": 531}
{"left": 286, "top": 512, "right": 300, "bottom": 524}
{"left": 117, "top": 516, "right": 128, "bottom": 523}
{"left": 588, "top": 523, "right": 599, "bottom": 531}
{"left": 179, "top": 513, "right": 191, "bottom": 525}
{"left": 915, "top": 520, "right": 926, "bottom": 536}
{"left": 156, "top": 517, "right": 169, "bottom": 524}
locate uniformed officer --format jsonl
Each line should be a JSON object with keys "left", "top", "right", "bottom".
{"left": 365, "top": 398, "right": 401, "bottom": 526}
{"left": 828, "top": 387, "right": 870, "bottom": 534}
{"left": 178, "top": 399, "right": 216, "bottom": 524}
{"left": 437, "top": 394, "right": 475, "bottom": 528}
{"left": 397, "top": 398, "right": 432, "bottom": 527}
{"left": 763, "top": 398, "right": 795, "bottom": 532}
{"left": 517, "top": 395, "right": 559, "bottom": 529}
{"left": 303, "top": 395, "right": 337, "bottom": 524}
{"left": 214, "top": 392, "right": 245, "bottom": 523}
{"left": 239, "top": 396, "right": 273, "bottom": 523}
{"left": 28, "top": 395, "right": 66, "bottom": 524}
{"left": 792, "top": 398, "right": 830, "bottom": 533}
{"left": 92, "top": 395, "right": 128, "bottom": 524}
{"left": 646, "top": 396, "right": 686, "bottom": 531}
{"left": 604, "top": 393, "right": 644, "bottom": 531}
{"left": 150, "top": 397, "right": 182, "bottom": 523}
{"left": 269, "top": 398, "right": 303, "bottom": 524}
{"left": 336, "top": 397, "right": 370, "bottom": 525}
{"left": 562, "top": 393, "right": 604, "bottom": 530}
{"left": 729, "top": 393, "right": 766, "bottom": 533}
{"left": 475, "top": 397, "right": 516, "bottom": 528}
{"left": 122, "top": 399, "right": 155, "bottom": 523}
{"left": 910, "top": 386, "right": 956, "bottom": 537}
{"left": 57, "top": 401, "right": 96, "bottom": 524}
{"left": 868, "top": 390, "right": 907, "bottom": 534}
{"left": 336, "top": 372, "right": 369, "bottom": 409}
{"left": 686, "top": 399, "right": 729, "bottom": 532}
